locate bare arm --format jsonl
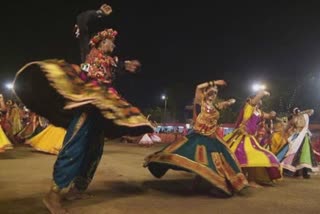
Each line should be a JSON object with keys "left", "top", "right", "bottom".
{"left": 0, "top": 95, "right": 6, "bottom": 112}
{"left": 250, "top": 90, "right": 270, "bottom": 106}
{"left": 275, "top": 117, "right": 284, "bottom": 123}
{"left": 300, "top": 109, "right": 314, "bottom": 116}
{"left": 216, "top": 99, "right": 236, "bottom": 110}
{"left": 76, "top": 4, "right": 112, "bottom": 62}
{"left": 262, "top": 111, "right": 276, "bottom": 120}
{"left": 194, "top": 80, "right": 226, "bottom": 104}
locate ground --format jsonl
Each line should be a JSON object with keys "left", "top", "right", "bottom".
{"left": 1, "top": 142, "right": 320, "bottom": 214}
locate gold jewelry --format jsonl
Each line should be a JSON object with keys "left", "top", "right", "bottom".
{"left": 51, "top": 182, "right": 61, "bottom": 193}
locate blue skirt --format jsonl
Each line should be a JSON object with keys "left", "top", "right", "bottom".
{"left": 144, "top": 133, "right": 248, "bottom": 195}
{"left": 53, "top": 109, "right": 105, "bottom": 190}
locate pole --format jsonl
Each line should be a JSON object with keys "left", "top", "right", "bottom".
{"left": 164, "top": 98, "right": 167, "bottom": 123}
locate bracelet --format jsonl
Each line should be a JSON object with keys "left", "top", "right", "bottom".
{"left": 51, "top": 182, "right": 61, "bottom": 193}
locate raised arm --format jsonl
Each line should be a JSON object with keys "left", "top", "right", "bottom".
{"left": 300, "top": 109, "right": 314, "bottom": 116}
{"left": 262, "top": 111, "right": 276, "bottom": 120}
{"left": 0, "top": 95, "right": 6, "bottom": 112}
{"left": 76, "top": 4, "right": 113, "bottom": 62}
{"left": 250, "top": 90, "right": 270, "bottom": 105}
{"left": 216, "top": 98, "right": 236, "bottom": 110}
{"left": 194, "top": 80, "right": 226, "bottom": 104}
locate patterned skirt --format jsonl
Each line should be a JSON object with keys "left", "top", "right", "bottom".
{"left": 282, "top": 134, "right": 319, "bottom": 172}
{"left": 144, "top": 132, "right": 248, "bottom": 195}
{"left": 224, "top": 129, "right": 282, "bottom": 182}
{"left": 13, "top": 60, "right": 153, "bottom": 138}
{"left": 0, "top": 126, "right": 13, "bottom": 151}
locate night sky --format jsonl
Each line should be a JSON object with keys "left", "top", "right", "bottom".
{"left": 2, "top": 1, "right": 320, "bottom": 121}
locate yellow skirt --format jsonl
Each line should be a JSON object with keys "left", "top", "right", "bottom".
{"left": 13, "top": 60, "right": 153, "bottom": 138}
{"left": 26, "top": 125, "right": 66, "bottom": 155}
{"left": 270, "top": 132, "right": 287, "bottom": 155}
{"left": 0, "top": 126, "right": 13, "bottom": 151}
{"left": 225, "top": 131, "right": 280, "bottom": 168}
{"left": 224, "top": 130, "right": 282, "bottom": 182}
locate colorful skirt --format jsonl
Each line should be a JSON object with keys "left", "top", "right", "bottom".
{"left": 224, "top": 129, "right": 282, "bottom": 182}
{"left": 313, "top": 139, "right": 320, "bottom": 163}
{"left": 26, "top": 125, "right": 66, "bottom": 155}
{"left": 144, "top": 132, "right": 248, "bottom": 195}
{"left": 0, "top": 126, "right": 13, "bottom": 151}
{"left": 270, "top": 132, "right": 287, "bottom": 155}
{"left": 258, "top": 134, "right": 271, "bottom": 150}
{"left": 269, "top": 132, "right": 289, "bottom": 162}
{"left": 281, "top": 134, "right": 319, "bottom": 172}
{"left": 13, "top": 60, "right": 153, "bottom": 138}
{"left": 16, "top": 122, "right": 46, "bottom": 142}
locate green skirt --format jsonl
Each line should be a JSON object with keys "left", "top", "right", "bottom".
{"left": 144, "top": 132, "right": 248, "bottom": 195}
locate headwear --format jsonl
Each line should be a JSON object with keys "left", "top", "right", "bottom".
{"left": 89, "top": 28, "right": 118, "bottom": 47}
{"left": 293, "top": 107, "right": 300, "bottom": 115}
{"left": 6, "top": 100, "right": 13, "bottom": 106}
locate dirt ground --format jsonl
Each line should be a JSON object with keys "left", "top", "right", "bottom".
{"left": 1, "top": 142, "right": 320, "bottom": 214}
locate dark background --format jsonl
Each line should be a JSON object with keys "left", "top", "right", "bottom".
{"left": 2, "top": 0, "right": 320, "bottom": 122}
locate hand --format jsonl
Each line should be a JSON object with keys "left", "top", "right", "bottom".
{"left": 257, "top": 90, "right": 270, "bottom": 97}
{"left": 263, "top": 90, "right": 270, "bottom": 96}
{"left": 74, "top": 25, "right": 80, "bottom": 38}
{"left": 100, "top": 4, "right": 112, "bottom": 15}
{"left": 228, "top": 98, "right": 236, "bottom": 105}
{"left": 305, "top": 109, "right": 314, "bottom": 116}
{"left": 214, "top": 80, "right": 227, "bottom": 86}
{"left": 269, "top": 111, "right": 276, "bottom": 118}
{"left": 124, "top": 60, "right": 141, "bottom": 73}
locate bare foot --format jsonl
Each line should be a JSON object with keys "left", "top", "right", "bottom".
{"left": 236, "top": 186, "right": 250, "bottom": 196}
{"left": 43, "top": 191, "right": 69, "bottom": 214}
{"left": 248, "top": 181, "right": 263, "bottom": 188}
{"left": 64, "top": 187, "right": 92, "bottom": 201}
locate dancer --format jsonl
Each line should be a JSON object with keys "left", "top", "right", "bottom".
{"left": 7, "top": 101, "right": 23, "bottom": 138}
{"left": 17, "top": 111, "right": 65, "bottom": 155}
{"left": 256, "top": 119, "right": 271, "bottom": 149}
{"left": 13, "top": 4, "right": 153, "bottom": 214}
{"left": 281, "top": 108, "right": 319, "bottom": 178}
{"left": 144, "top": 80, "right": 248, "bottom": 197}
{"left": 2, "top": 100, "right": 23, "bottom": 143}
{"left": 313, "top": 137, "right": 320, "bottom": 163}
{"left": 0, "top": 125, "right": 12, "bottom": 152}
{"left": 0, "top": 95, "right": 13, "bottom": 151}
{"left": 75, "top": 4, "right": 113, "bottom": 62}
{"left": 16, "top": 112, "right": 47, "bottom": 142}
{"left": 270, "top": 117, "right": 289, "bottom": 161}
{"left": 224, "top": 90, "right": 282, "bottom": 187}
{"left": 26, "top": 124, "right": 66, "bottom": 155}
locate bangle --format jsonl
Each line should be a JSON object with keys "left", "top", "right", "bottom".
{"left": 51, "top": 182, "right": 61, "bottom": 193}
